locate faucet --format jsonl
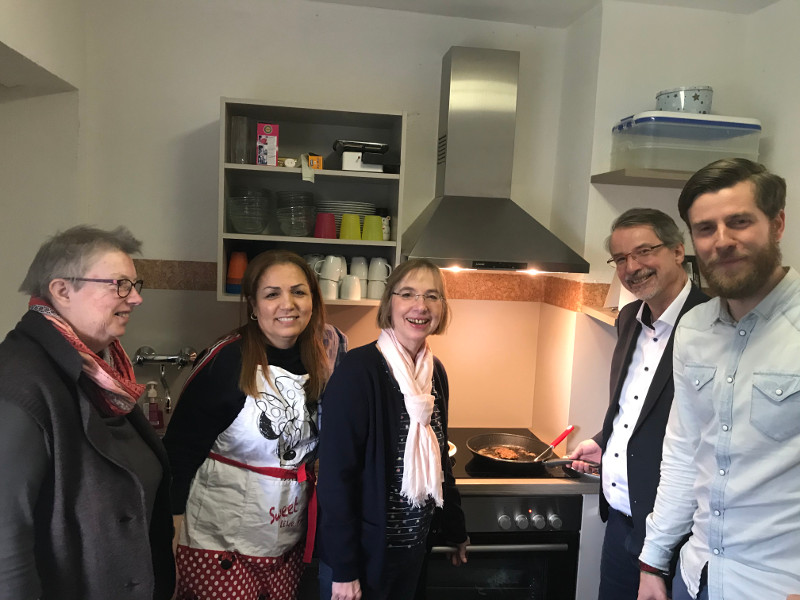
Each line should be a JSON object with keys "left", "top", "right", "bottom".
{"left": 133, "top": 346, "right": 197, "bottom": 413}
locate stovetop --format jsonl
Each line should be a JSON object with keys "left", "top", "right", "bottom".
{"left": 447, "top": 427, "right": 579, "bottom": 480}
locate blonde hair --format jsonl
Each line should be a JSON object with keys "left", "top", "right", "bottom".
{"left": 376, "top": 258, "right": 450, "bottom": 334}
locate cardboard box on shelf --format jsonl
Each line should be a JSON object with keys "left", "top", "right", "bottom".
{"left": 308, "top": 154, "right": 323, "bottom": 169}
{"left": 256, "top": 123, "right": 279, "bottom": 166}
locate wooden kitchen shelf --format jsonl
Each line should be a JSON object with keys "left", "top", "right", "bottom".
{"left": 580, "top": 305, "right": 618, "bottom": 326}
{"left": 591, "top": 168, "right": 692, "bottom": 189}
{"left": 219, "top": 292, "right": 379, "bottom": 306}
{"left": 217, "top": 98, "right": 407, "bottom": 303}
{"left": 224, "top": 163, "right": 400, "bottom": 181}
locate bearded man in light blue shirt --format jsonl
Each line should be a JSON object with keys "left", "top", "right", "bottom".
{"left": 638, "top": 158, "right": 800, "bottom": 600}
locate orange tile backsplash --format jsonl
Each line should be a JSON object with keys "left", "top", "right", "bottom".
{"left": 135, "top": 259, "right": 611, "bottom": 312}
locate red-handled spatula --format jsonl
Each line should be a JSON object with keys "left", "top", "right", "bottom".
{"left": 534, "top": 425, "right": 575, "bottom": 462}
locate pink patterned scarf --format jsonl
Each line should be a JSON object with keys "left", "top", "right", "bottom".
{"left": 29, "top": 297, "right": 145, "bottom": 416}
{"left": 377, "top": 328, "right": 443, "bottom": 507}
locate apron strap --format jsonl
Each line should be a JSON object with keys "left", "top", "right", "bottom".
{"left": 208, "top": 452, "right": 318, "bottom": 563}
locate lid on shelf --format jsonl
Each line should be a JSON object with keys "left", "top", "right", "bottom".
{"left": 613, "top": 111, "right": 762, "bottom": 134}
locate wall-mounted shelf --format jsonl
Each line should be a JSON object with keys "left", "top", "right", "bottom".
{"left": 580, "top": 305, "right": 618, "bottom": 326}
{"left": 219, "top": 292, "right": 379, "bottom": 306}
{"left": 591, "top": 168, "right": 692, "bottom": 189}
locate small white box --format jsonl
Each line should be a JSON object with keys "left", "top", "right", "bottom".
{"left": 342, "top": 151, "right": 382, "bottom": 172}
{"left": 611, "top": 111, "right": 761, "bottom": 172}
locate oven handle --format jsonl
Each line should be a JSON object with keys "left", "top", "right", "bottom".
{"left": 430, "top": 543, "right": 569, "bottom": 554}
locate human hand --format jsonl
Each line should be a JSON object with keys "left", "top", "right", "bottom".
{"left": 332, "top": 579, "right": 362, "bottom": 600}
{"left": 566, "top": 439, "right": 601, "bottom": 473}
{"left": 448, "top": 536, "right": 470, "bottom": 566}
{"left": 637, "top": 572, "right": 668, "bottom": 600}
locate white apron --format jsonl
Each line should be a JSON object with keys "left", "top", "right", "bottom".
{"left": 181, "top": 365, "right": 318, "bottom": 558}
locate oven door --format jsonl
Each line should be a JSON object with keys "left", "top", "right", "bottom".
{"left": 424, "top": 530, "right": 579, "bottom": 600}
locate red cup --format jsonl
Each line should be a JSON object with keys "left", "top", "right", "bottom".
{"left": 314, "top": 212, "right": 336, "bottom": 238}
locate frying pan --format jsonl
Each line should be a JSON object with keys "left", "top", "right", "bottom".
{"left": 466, "top": 432, "right": 599, "bottom": 475}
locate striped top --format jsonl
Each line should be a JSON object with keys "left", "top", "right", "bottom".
{"left": 385, "top": 383, "right": 444, "bottom": 550}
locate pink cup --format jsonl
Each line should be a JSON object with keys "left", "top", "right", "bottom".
{"left": 314, "top": 212, "right": 337, "bottom": 239}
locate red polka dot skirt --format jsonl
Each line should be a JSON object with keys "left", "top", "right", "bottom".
{"left": 175, "top": 541, "right": 305, "bottom": 600}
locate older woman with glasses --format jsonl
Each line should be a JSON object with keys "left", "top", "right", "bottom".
{"left": 0, "top": 225, "right": 175, "bottom": 600}
{"left": 317, "top": 258, "right": 469, "bottom": 600}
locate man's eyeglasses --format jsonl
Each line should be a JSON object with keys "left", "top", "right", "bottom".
{"left": 607, "top": 244, "right": 665, "bottom": 268}
{"left": 62, "top": 277, "right": 144, "bottom": 298}
{"left": 392, "top": 291, "right": 444, "bottom": 304}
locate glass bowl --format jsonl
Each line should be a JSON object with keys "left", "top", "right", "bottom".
{"left": 277, "top": 205, "right": 316, "bottom": 236}
{"left": 228, "top": 195, "right": 269, "bottom": 234}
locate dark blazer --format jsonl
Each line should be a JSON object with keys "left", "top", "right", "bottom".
{"left": 596, "top": 284, "right": 708, "bottom": 553}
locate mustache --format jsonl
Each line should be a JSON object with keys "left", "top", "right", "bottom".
{"left": 625, "top": 268, "right": 655, "bottom": 284}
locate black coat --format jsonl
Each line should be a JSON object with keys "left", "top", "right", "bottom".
{"left": 0, "top": 311, "right": 175, "bottom": 600}
{"left": 597, "top": 285, "right": 708, "bottom": 553}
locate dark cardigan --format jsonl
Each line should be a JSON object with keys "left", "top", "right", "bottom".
{"left": 316, "top": 342, "right": 466, "bottom": 588}
{"left": 0, "top": 311, "right": 175, "bottom": 600}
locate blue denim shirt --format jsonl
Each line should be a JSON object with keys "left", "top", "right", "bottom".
{"left": 640, "top": 267, "right": 800, "bottom": 599}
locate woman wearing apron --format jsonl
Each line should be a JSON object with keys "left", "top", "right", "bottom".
{"left": 164, "top": 249, "right": 346, "bottom": 600}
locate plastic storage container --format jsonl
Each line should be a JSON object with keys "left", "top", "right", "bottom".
{"left": 611, "top": 111, "right": 761, "bottom": 172}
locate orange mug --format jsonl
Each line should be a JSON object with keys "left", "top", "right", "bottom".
{"left": 226, "top": 251, "right": 248, "bottom": 294}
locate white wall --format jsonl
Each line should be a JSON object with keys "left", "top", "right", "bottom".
{"left": 0, "top": 0, "right": 84, "bottom": 89}
{"left": 78, "top": 0, "right": 566, "bottom": 264}
{"left": 550, "top": 3, "right": 603, "bottom": 256}
{"left": 580, "top": 0, "right": 751, "bottom": 280}
{"left": 745, "top": 0, "right": 800, "bottom": 262}
{"left": 0, "top": 92, "right": 81, "bottom": 333}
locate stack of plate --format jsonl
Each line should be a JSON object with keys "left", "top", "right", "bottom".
{"left": 315, "top": 200, "right": 377, "bottom": 235}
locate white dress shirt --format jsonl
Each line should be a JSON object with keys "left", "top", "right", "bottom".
{"left": 603, "top": 279, "right": 691, "bottom": 516}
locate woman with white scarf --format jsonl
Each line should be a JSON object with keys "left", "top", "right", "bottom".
{"left": 317, "top": 258, "right": 469, "bottom": 600}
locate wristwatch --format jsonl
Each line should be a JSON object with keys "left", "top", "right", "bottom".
{"left": 639, "top": 560, "right": 670, "bottom": 579}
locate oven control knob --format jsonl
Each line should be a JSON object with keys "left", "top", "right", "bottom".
{"left": 531, "top": 514, "right": 546, "bottom": 530}
{"left": 497, "top": 514, "right": 512, "bottom": 530}
{"left": 515, "top": 515, "right": 529, "bottom": 530}
{"left": 548, "top": 514, "right": 563, "bottom": 530}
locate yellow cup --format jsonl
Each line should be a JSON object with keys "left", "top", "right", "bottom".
{"left": 339, "top": 213, "right": 361, "bottom": 240}
{"left": 362, "top": 215, "right": 383, "bottom": 241}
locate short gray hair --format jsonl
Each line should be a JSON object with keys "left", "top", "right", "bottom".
{"left": 19, "top": 225, "right": 142, "bottom": 301}
{"left": 604, "top": 208, "right": 684, "bottom": 253}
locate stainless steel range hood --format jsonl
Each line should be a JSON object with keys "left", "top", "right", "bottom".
{"left": 403, "top": 46, "right": 589, "bottom": 273}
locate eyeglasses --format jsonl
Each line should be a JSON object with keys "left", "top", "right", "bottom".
{"left": 62, "top": 277, "right": 144, "bottom": 298}
{"left": 392, "top": 291, "right": 444, "bottom": 304}
{"left": 607, "top": 244, "right": 665, "bottom": 267}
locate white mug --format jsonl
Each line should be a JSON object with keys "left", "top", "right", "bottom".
{"left": 335, "top": 255, "right": 348, "bottom": 276}
{"left": 339, "top": 275, "right": 362, "bottom": 300}
{"left": 319, "top": 278, "right": 338, "bottom": 300}
{"left": 350, "top": 256, "right": 369, "bottom": 280}
{"left": 368, "top": 257, "right": 392, "bottom": 281}
{"left": 367, "top": 279, "right": 386, "bottom": 299}
{"left": 359, "top": 278, "right": 367, "bottom": 299}
{"left": 314, "top": 255, "right": 344, "bottom": 281}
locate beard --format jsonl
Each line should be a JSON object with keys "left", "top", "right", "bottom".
{"left": 697, "top": 231, "right": 782, "bottom": 300}
{"left": 624, "top": 267, "right": 659, "bottom": 302}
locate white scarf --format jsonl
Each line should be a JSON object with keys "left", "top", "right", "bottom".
{"left": 377, "top": 328, "right": 443, "bottom": 507}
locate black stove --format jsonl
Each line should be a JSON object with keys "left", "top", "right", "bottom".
{"left": 447, "top": 427, "right": 579, "bottom": 480}
{"left": 425, "top": 427, "right": 584, "bottom": 599}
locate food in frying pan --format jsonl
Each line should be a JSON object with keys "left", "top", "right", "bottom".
{"left": 477, "top": 444, "right": 539, "bottom": 461}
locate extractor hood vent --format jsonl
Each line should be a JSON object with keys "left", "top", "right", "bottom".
{"left": 403, "top": 46, "right": 589, "bottom": 273}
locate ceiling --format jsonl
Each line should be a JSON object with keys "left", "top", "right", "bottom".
{"left": 310, "top": 0, "right": 781, "bottom": 28}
